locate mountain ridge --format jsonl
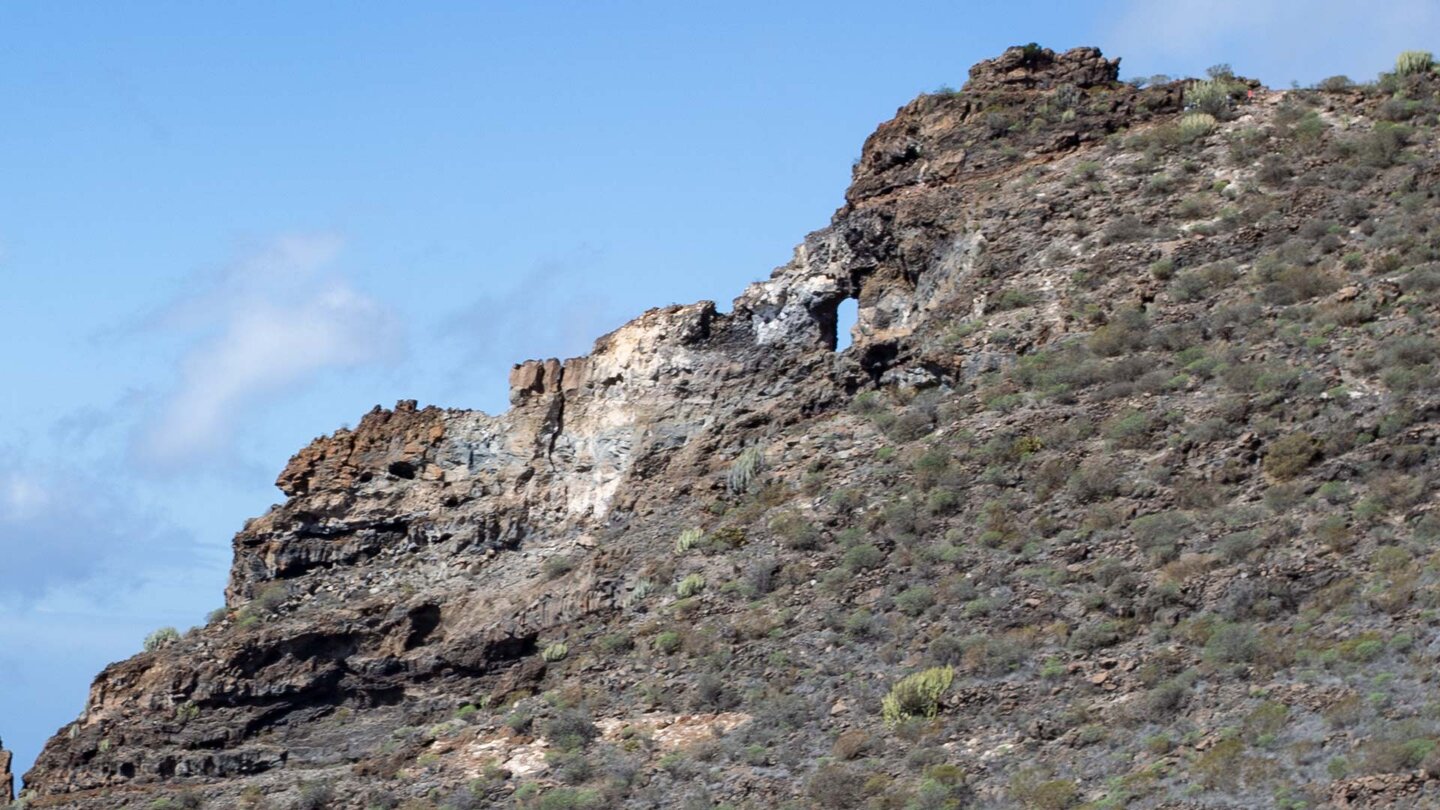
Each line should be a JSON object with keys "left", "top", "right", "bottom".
{"left": 17, "top": 44, "right": 1440, "bottom": 809}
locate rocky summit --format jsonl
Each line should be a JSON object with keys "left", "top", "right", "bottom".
{"left": 17, "top": 44, "right": 1440, "bottom": 808}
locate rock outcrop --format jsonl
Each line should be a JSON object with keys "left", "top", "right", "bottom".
{"left": 2, "top": 736, "right": 13, "bottom": 804}
{"left": 22, "top": 45, "right": 1440, "bottom": 809}
{"left": 963, "top": 44, "right": 1120, "bottom": 92}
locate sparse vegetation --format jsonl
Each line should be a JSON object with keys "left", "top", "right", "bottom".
{"left": 675, "top": 574, "right": 706, "bottom": 598}
{"left": 143, "top": 627, "right": 180, "bottom": 652}
{"left": 727, "top": 446, "right": 766, "bottom": 494}
{"left": 881, "top": 666, "right": 954, "bottom": 724}
{"left": 1394, "top": 50, "right": 1434, "bottom": 76}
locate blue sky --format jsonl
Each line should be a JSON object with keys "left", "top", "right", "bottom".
{"left": 1, "top": 0, "right": 1432, "bottom": 778}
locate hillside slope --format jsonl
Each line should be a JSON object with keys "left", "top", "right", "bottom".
{"left": 19, "top": 45, "right": 1440, "bottom": 809}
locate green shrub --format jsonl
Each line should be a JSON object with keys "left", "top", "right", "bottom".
{"left": 1100, "top": 214, "right": 1151, "bottom": 245}
{"left": 1263, "top": 433, "right": 1319, "bottom": 480}
{"left": 143, "top": 627, "right": 180, "bottom": 652}
{"left": 1068, "top": 461, "right": 1121, "bottom": 502}
{"left": 1089, "top": 308, "right": 1149, "bottom": 356}
{"left": 843, "top": 543, "right": 886, "bottom": 572}
{"left": 1009, "top": 771, "right": 1080, "bottom": 810}
{"left": 1179, "top": 112, "right": 1217, "bottom": 140}
{"left": 525, "top": 786, "right": 604, "bottom": 810}
{"left": 705, "top": 525, "right": 746, "bottom": 550}
{"left": 770, "top": 511, "right": 820, "bottom": 550}
{"left": 653, "top": 630, "right": 683, "bottom": 654}
{"left": 1394, "top": 50, "right": 1435, "bottom": 76}
{"left": 1174, "top": 193, "right": 1215, "bottom": 219}
{"left": 541, "top": 709, "right": 599, "bottom": 752}
{"left": 1069, "top": 620, "right": 1124, "bottom": 651}
{"left": 236, "top": 582, "right": 289, "bottom": 625}
{"left": 297, "top": 781, "right": 334, "bottom": 810}
{"left": 148, "top": 794, "right": 203, "bottom": 810}
{"left": 727, "top": 446, "right": 766, "bottom": 494}
{"left": 623, "top": 579, "right": 655, "bottom": 609}
{"left": 926, "top": 489, "right": 960, "bottom": 515}
{"left": 541, "top": 642, "right": 569, "bottom": 662}
{"left": 895, "top": 585, "right": 936, "bottom": 616}
{"left": 1131, "top": 511, "right": 1193, "bottom": 563}
{"left": 881, "top": 666, "right": 954, "bottom": 724}
{"left": 1203, "top": 621, "right": 1258, "bottom": 663}
{"left": 595, "top": 633, "right": 633, "bottom": 655}
{"left": 1359, "top": 122, "right": 1412, "bottom": 167}
{"left": 673, "top": 528, "right": 702, "bottom": 554}
{"left": 1186, "top": 77, "right": 1236, "bottom": 117}
{"left": 805, "top": 763, "right": 871, "bottom": 809}
{"left": 676, "top": 574, "right": 706, "bottom": 598}
{"left": 1103, "top": 409, "right": 1153, "bottom": 448}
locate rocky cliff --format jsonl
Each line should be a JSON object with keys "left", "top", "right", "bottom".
{"left": 21, "top": 46, "right": 1440, "bottom": 809}
{"left": 2, "top": 738, "right": 12, "bottom": 804}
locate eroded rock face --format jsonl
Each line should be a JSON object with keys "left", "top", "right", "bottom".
{"left": 1, "top": 737, "right": 13, "bottom": 803}
{"left": 22, "top": 44, "right": 1167, "bottom": 807}
{"left": 963, "top": 44, "right": 1120, "bottom": 92}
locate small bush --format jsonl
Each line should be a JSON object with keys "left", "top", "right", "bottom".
{"left": 1068, "top": 461, "right": 1121, "bottom": 502}
{"left": 1089, "top": 308, "right": 1149, "bottom": 356}
{"left": 843, "top": 543, "right": 886, "bottom": 572}
{"left": 526, "top": 787, "right": 603, "bottom": 810}
{"left": 653, "top": 631, "right": 683, "bottom": 654}
{"left": 541, "top": 642, "right": 569, "bottom": 662}
{"left": 236, "top": 582, "right": 290, "bottom": 626}
{"left": 1394, "top": 50, "right": 1435, "bottom": 76}
{"left": 1100, "top": 214, "right": 1151, "bottom": 245}
{"left": 623, "top": 579, "right": 655, "bottom": 609}
{"left": 297, "top": 781, "right": 334, "bottom": 810}
{"left": 770, "top": 512, "right": 820, "bottom": 550}
{"left": 881, "top": 666, "right": 954, "bottom": 724}
{"left": 673, "top": 528, "right": 702, "bottom": 554}
{"left": 1179, "top": 112, "right": 1217, "bottom": 140}
{"left": 1009, "top": 771, "right": 1080, "bottom": 810}
{"left": 1103, "top": 409, "right": 1153, "bottom": 448}
{"left": 1263, "top": 433, "right": 1319, "bottom": 480}
{"left": 143, "top": 627, "right": 181, "bottom": 652}
{"left": 727, "top": 446, "right": 766, "bottom": 494}
{"left": 895, "top": 585, "right": 936, "bottom": 616}
{"left": 1186, "top": 77, "right": 1237, "bottom": 117}
{"left": 675, "top": 574, "right": 706, "bottom": 598}
{"left": 1203, "top": 621, "right": 1258, "bottom": 663}
{"left": 1131, "top": 511, "right": 1193, "bottom": 564}
{"left": 805, "top": 763, "right": 870, "bottom": 809}
{"left": 1359, "top": 122, "right": 1412, "bottom": 167}
{"left": 541, "top": 709, "right": 599, "bottom": 752}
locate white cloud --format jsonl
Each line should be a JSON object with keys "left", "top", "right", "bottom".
{"left": 0, "top": 457, "right": 194, "bottom": 603}
{"left": 2, "top": 473, "right": 51, "bottom": 519}
{"left": 1105, "top": 0, "right": 1438, "bottom": 85}
{"left": 439, "top": 255, "right": 625, "bottom": 412}
{"left": 134, "top": 234, "right": 404, "bottom": 470}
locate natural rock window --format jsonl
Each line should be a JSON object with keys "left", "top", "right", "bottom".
{"left": 835, "top": 297, "right": 859, "bottom": 351}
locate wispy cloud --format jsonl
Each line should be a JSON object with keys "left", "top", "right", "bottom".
{"left": 440, "top": 254, "right": 625, "bottom": 410}
{"left": 1105, "top": 0, "right": 1438, "bottom": 85}
{"left": 133, "top": 234, "right": 404, "bottom": 471}
{"left": 0, "top": 456, "right": 193, "bottom": 603}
